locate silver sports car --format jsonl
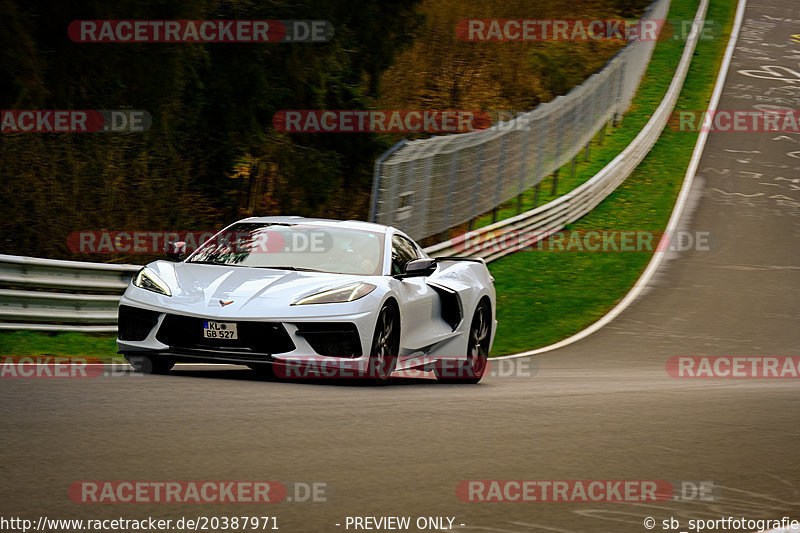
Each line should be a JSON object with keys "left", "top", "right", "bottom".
{"left": 117, "top": 217, "right": 496, "bottom": 383}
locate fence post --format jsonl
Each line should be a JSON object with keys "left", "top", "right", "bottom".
{"left": 570, "top": 156, "right": 576, "bottom": 180}
{"left": 471, "top": 143, "right": 485, "bottom": 225}
{"left": 369, "top": 139, "right": 408, "bottom": 222}
{"left": 442, "top": 151, "right": 460, "bottom": 239}
{"left": 552, "top": 170, "right": 559, "bottom": 196}
{"left": 492, "top": 134, "right": 509, "bottom": 223}
{"left": 613, "top": 56, "right": 627, "bottom": 127}
{"left": 417, "top": 155, "right": 435, "bottom": 239}
{"left": 532, "top": 121, "right": 544, "bottom": 207}
{"left": 553, "top": 107, "right": 566, "bottom": 191}
{"left": 516, "top": 114, "right": 532, "bottom": 215}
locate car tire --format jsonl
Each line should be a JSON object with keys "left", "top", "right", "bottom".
{"left": 367, "top": 303, "right": 399, "bottom": 384}
{"left": 125, "top": 354, "right": 175, "bottom": 375}
{"left": 435, "top": 300, "right": 490, "bottom": 384}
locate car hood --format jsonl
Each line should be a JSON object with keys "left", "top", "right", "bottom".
{"left": 146, "top": 260, "right": 369, "bottom": 315}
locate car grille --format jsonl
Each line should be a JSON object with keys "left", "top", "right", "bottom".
{"left": 294, "top": 322, "right": 362, "bottom": 358}
{"left": 156, "top": 314, "right": 295, "bottom": 357}
{"left": 118, "top": 305, "right": 160, "bottom": 341}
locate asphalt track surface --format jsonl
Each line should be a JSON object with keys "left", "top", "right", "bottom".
{"left": 2, "top": 1, "right": 799, "bottom": 532}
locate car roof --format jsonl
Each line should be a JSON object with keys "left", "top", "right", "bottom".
{"left": 236, "top": 216, "right": 393, "bottom": 234}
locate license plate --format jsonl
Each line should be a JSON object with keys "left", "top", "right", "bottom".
{"left": 203, "top": 321, "right": 238, "bottom": 340}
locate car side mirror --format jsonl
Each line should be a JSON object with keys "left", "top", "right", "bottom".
{"left": 164, "top": 241, "right": 186, "bottom": 261}
{"left": 404, "top": 258, "right": 437, "bottom": 277}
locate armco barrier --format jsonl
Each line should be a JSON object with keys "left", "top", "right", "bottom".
{"left": 0, "top": 254, "right": 138, "bottom": 332}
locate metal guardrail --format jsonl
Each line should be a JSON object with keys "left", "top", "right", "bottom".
{"left": 0, "top": 254, "right": 138, "bottom": 332}
{"left": 0, "top": 0, "right": 707, "bottom": 332}
{"left": 370, "top": 0, "right": 671, "bottom": 242}
{"left": 423, "top": 0, "right": 708, "bottom": 263}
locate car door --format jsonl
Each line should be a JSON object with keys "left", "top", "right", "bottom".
{"left": 388, "top": 233, "right": 443, "bottom": 356}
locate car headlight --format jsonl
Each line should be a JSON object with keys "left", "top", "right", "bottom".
{"left": 133, "top": 267, "right": 172, "bottom": 297}
{"left": 292, "top": 282, "right": 376, "bottom": 305}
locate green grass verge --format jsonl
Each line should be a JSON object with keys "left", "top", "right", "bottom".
{"left": 0, "top": 331, "right": 119, "bottom": 361}
{"left": 488, "top": 0, "right": 736, "bottom": 355}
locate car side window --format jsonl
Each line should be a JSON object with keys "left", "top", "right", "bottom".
{"left": 391, "top": 234, "right": 421, "bottom": 275}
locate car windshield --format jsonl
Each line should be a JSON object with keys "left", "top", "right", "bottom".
{"left": 187, "top": 223, "right": 384, "bottom": 276}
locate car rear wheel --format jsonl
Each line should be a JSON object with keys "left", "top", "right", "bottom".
{"left": 436, "top": 300, "right": 490, "bottom": 384}
{"left": 368, "top": 303, "right": 399, "bottom": 383}
{"left": 125, "top": 354, "right": 175, "bottom": 375}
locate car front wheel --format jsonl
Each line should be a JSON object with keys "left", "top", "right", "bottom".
{"left": 368, "top": 303, "right": 399, "bottom": 383}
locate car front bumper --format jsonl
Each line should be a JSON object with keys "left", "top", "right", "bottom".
{"left": 116, "top": 299, "right": 379, "bottom": 372}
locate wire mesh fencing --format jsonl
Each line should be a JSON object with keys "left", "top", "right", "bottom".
{"left": 369, "top": 0, "right": 671, "bottom": 241}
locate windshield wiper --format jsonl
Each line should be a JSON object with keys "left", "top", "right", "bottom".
{"left": 189, "top": 260, "right": 246, "bottom": 267}
{"left": 263, "top": 266, "right": 325, "bottom": 273}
